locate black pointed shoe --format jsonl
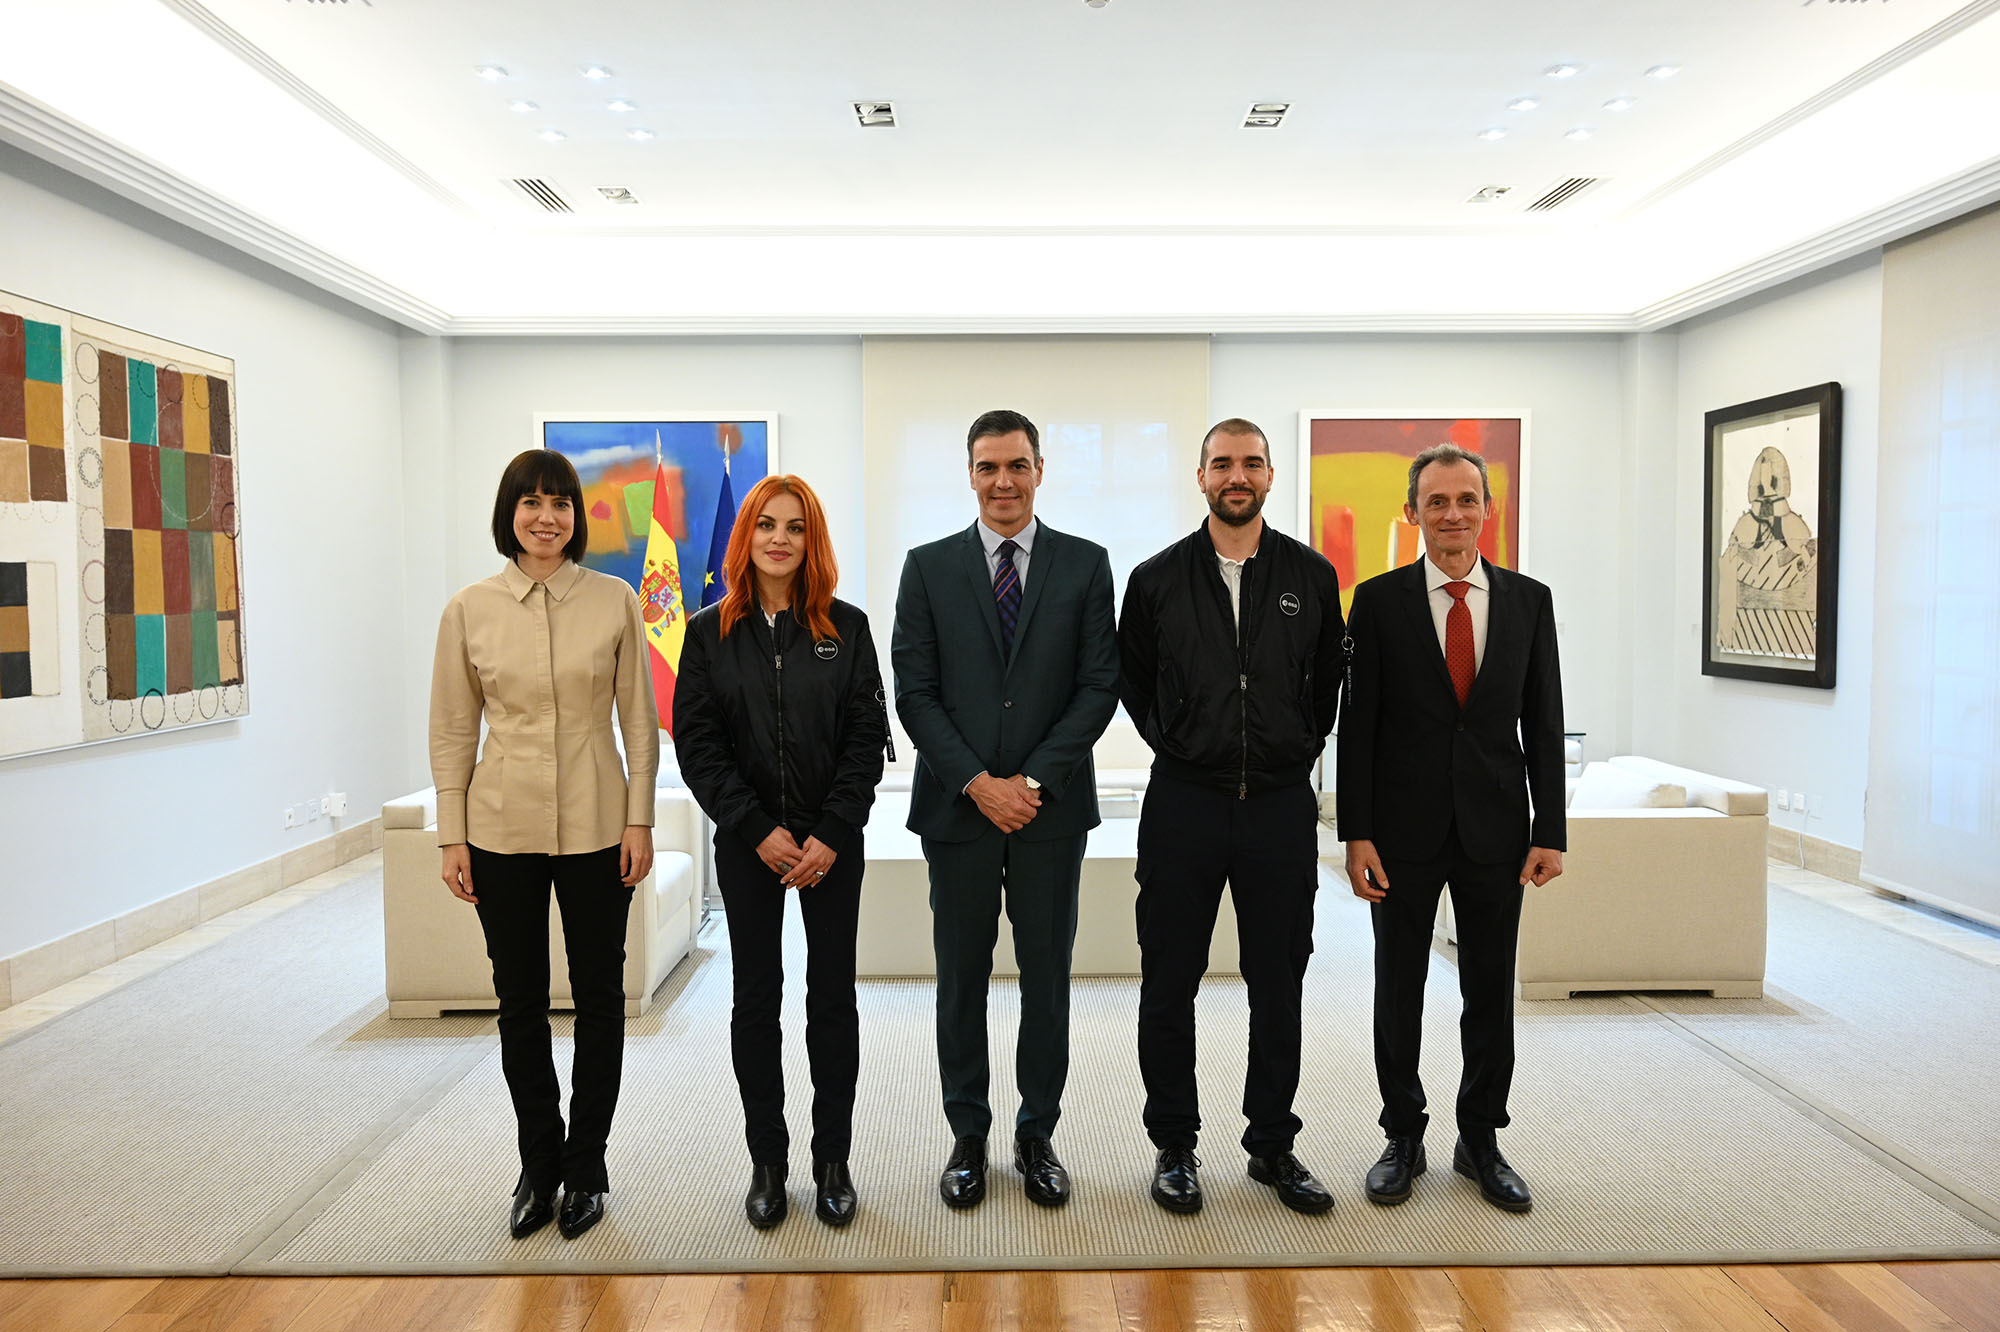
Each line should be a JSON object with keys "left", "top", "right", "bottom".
{"left": 1247, "top": 1150, "right": 1335, "bottom": 1215}
{"left": 1365, "top": 1136, "right": 1427, "bottom": 1206}
{"left": 1453, "top": 1137, "right": 1533, "bottom": 1213}
{"left": 745, "top": 1162, "right": 789, "bottom": 1229}
{"left": 1149, "top": 1145, "right": 1203, "bottom": 1214}
{"left": 940, "top": 1135, "right": 987, "bottom": 1210}
{"left": 557, "top": 1188, "right": 606, "bottom": 1239}
{"left": 1014, "top": 1136, "right": 1071, "bottom": 1208}
{"left": 508, "top": 1177, "right": 558, "bottom": 1239}
{"left": 813, "top": 1160, "right": 858, "bottom": 1227}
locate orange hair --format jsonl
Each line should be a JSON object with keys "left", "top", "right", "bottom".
{"left": 716, "top": 474, "right": 841, "bottom": 643}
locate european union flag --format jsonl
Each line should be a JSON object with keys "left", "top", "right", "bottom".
{"left": 701, "top": 465, "right": 737, "bottom": 610}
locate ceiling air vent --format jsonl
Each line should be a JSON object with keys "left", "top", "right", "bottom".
{"left": 1527, "top": 177, "right": 1602, "bottom": 211}
{"left": 509, "top": 178, "right": 572, "bottom": 214}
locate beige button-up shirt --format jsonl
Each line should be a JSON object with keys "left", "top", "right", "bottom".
{"left": 429, "top": 559, "right": 660, "bottom": 853}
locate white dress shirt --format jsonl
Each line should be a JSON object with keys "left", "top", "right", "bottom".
{"left": 1422, "top": 554, "right": 1490, "bottom": 672}
{"left": 977, "top": 516, "right": 1038, "bottom": 590}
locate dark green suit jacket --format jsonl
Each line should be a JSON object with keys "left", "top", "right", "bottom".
{"left": 892, "top": 521, "right": 1120, "bottom": 843}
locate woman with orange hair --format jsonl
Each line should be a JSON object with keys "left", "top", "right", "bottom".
{"left": 673, "top": 474, "right": 887, "bottom": 1230}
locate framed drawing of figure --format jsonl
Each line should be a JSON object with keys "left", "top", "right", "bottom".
{"left": 1702, "top": 383, "right": 1841, "bottom": 689}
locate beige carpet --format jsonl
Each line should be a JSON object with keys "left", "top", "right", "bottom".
{"left": 2, "top": 861, "right": 1997, "bottom": 1277}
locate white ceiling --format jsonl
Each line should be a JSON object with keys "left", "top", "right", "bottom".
{"left": 2, "top": 0, "right": 1998, "bottom": 332}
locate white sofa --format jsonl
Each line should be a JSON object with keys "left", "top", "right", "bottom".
{"left": 381, "top": 786, "right": 704, "bottom": 1018}
{"left": 1439, "top": 755, "right": 1769, "bottom": 1000}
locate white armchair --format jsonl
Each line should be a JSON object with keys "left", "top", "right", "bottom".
{"left": 381, "top": 786, "right": 704, "bottom": 1018}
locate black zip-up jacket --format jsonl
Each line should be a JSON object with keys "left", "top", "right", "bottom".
{"left": 1117, "top": 523, "right": 1344, "bottom": 797}
{"left": 672, "top": 597, "right": 887, "bottom": 853}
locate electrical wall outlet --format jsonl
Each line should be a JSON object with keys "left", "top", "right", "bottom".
{"left": 283, "top": 806, "right": 297, "bottom": 830}
{"left": 1793, "top": 792, "right": 1808, "bottom": 814}
{"left": 330, "top": 792, "right": 348, "bottom": 819}
{"left": 1776, "top": 788, "right": 1789, "bottom": 811}
{"left": 318, "top": 795, "right": 331, "bottom": 817}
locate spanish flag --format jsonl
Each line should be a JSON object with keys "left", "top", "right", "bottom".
{"left": 638, "top": 456, "right": 687, "bottom": 735}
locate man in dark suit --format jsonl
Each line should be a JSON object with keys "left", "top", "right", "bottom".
{"left": 1337, "top": 443, "right": 1566, "bottom": 1214}
{"left": 892, "top": 408, "right": 1119, "bottom": 1210}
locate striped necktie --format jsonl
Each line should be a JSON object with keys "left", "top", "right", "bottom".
{"left": 993, "top": 538, "right": 1021, "bottom": 657}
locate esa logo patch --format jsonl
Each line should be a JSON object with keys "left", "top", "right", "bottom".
{"left": 1279, "top": 592, "right": 1301, "bottom": 616}
{"left": 815, "top": 640, "right": 839, "bottom": 660}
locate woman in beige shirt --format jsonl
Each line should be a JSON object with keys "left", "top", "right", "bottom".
{"left": 430, "top": 448, "right": 659, "bottom": 1242}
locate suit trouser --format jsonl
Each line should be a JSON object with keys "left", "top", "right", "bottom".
{"left": 923, "top": 827, "right": 1086, "bottom": 1143}
{"left": 713, "top": 831, "right": 864, "bottom": 1166}
{"left": 1369, "top": 824, "right": 1525, "bottom": 1149}
{"left": 469, "top": 844, "right": 634, "bottom": 1193}
{"left": 1135, "top": 774, "right": 1320, "bottom": 1156}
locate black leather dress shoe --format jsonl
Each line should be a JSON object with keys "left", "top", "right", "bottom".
{"left": 1453, "top": 1137, "right": 1532, "bottom": 1213}
{"left": 813, "top": 1160, "right": 857, "bottom": 1227}
{"left": 745, "top": 1163, "right": 789, "bottom": 1229}
{"left": 1247, "top": 1151, "right": 1335, "bottom": 1215}
{"left": 1014, "top": 1137, "right": 1071, "bottom": 1207}
{"left": 1149, "top": 1146, "right": 1202, "bottom": 1214}
{"left": 508, "top": 1177, "right": 558, "bottom": 1239}
{"left": 557, "top": 1188, "right": 607, "bottom": 1239}
{"left": 940, "top": 1136, "right": 987, "bottom": 1210}
{"left": 1365, "top": 1136, "right": 1427, "bottom": 1206}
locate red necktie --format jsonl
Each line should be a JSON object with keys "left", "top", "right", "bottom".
{"left": 1445, "top": 580, "right": 1475, "bottom": 707}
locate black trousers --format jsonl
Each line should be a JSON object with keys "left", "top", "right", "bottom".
{"left": 1369, "top": 824, "right": 1525, "bottom": 1149}
{"left": 1135, "top": 774, "right": 1320, "bottom": 1157}
{"left": 713, "top": 831, "right": 864, "bottom": 1166}
{"left": 924, "top": 827, "right": 1086, "bottom": 1143}
{"left": 469, "top": 843, "right": 634, "bottom": 1193}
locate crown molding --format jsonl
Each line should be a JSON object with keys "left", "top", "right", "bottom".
{"left": 157, "top": 0, "right": 475, "bottom": 220}
{"left": 440, "top": 312, "right": 1641, "bottom": 337}
{"left": 1634, "top": 150, "right": 2000, "bottom": 329}
{"left": 0, "top": 83, "right": 450, "bottom": 334}
{"left": 1625, "top": 0, "right": 2000, "bottom": 218}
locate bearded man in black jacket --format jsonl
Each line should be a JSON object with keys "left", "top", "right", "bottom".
{"left": 1117, "top": 418, "right": 1345, "bottom": 1217}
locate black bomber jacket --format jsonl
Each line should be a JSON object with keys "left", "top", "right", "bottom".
{"left": 1116, "top": 523, "right": 1345, "bottom": 797}
{"left": 672, "top": 597, "right": 888, "bottom": 852}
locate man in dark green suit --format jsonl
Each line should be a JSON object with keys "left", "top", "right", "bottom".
{"left": 892, "top": 409, "right": 1119, "bottom": 1211}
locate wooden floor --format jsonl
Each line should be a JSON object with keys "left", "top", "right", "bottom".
{"left": 0, "top": 1262, "right": 1995, "bottom": 1332}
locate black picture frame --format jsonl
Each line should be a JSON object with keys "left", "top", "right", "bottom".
{"left": 1701, "top": 382, "right": 1841, "bottom": 688}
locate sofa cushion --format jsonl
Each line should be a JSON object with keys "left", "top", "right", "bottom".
{"left": 1607, "top": 756, "right": 1768, "bottom": 816}
{"left": 1569, "top": 762, "right": 1686, "bottom": 811}
{"left": 383, "top": 788, "right": 439, "bottom": 830}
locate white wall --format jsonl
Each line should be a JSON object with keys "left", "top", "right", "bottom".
{"left": 0, "top": 148, "right": 410, "bottom": 957}
{"left": 1212, "top": 334, "right": 1634, "bottom": 759}
{"left": 1633, "top": 256, "right": 1882, "bottom": 850}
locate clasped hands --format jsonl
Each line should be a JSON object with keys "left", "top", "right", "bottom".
{"left": 1343, "top": 838, "right": 1563, "bottom": 903}
{"left": 967, "top": 771, "right": 1041, "bottom": 833}
{"left": 756, "top": 827, "right": 837, "bottom": 889}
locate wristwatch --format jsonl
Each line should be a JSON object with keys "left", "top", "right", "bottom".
{"left": 1022, "top": 775, "right": 1041, "bottom": 791}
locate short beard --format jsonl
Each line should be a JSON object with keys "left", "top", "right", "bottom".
{"left": 1206, "top": 488, "right": 1264, "bottom": 527}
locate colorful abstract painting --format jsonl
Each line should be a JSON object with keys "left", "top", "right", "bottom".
{"left": 539, "top": 417, "right": 774, "bottom": 602}
{"left": 1299, "top": 412, "right": 1527, "bottom": 613}
{"left": 1, "top": 288, "right": 246, "bottom": 759}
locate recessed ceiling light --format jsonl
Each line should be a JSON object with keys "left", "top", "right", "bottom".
{"left": 607, "top": 99, "right": 637, "bottom": 113}
{"left": 538, "top": 129, "right": 566, "bottom": 143}
{"left": 580, "top": 65, "right": 613, "bottom": 80}
{"left": 1544, "top": 63, "right": 1580, "bottom": 79}
{"left": 597, "top": 186, "right": 639, "bottom": 205}
{"left": 1507, "top": 97, "right": 1539, "bottom": 112}
{"left": 1477, "top": 126, "right": 1508, "bottom": 141}
{"left": 1602, "top": 97, "right": 1634, "bottom": 112}
{"left": 1244, "top": 101, "right": 1290, "bottom": 128}
{"left": 853, "top": 101, "right": 896, "bottom": 128}
{"left": 508, "top": 99, "right": 538, "bottom": 114}
{"left": 625, "top": 128, "right": 655, "bottom": 141}
{"left": 474, "top": 65, "right": 507, "bottom": 81}
{"left": 1646, "top": 64, "right": 1680, "bottom": 79}
{"left": 1564, "top": 127, "right": 1593, "bottom": 142}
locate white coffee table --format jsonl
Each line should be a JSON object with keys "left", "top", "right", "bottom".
{"left": 856, "top": 790, "right": 1240, "bottom": 978}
